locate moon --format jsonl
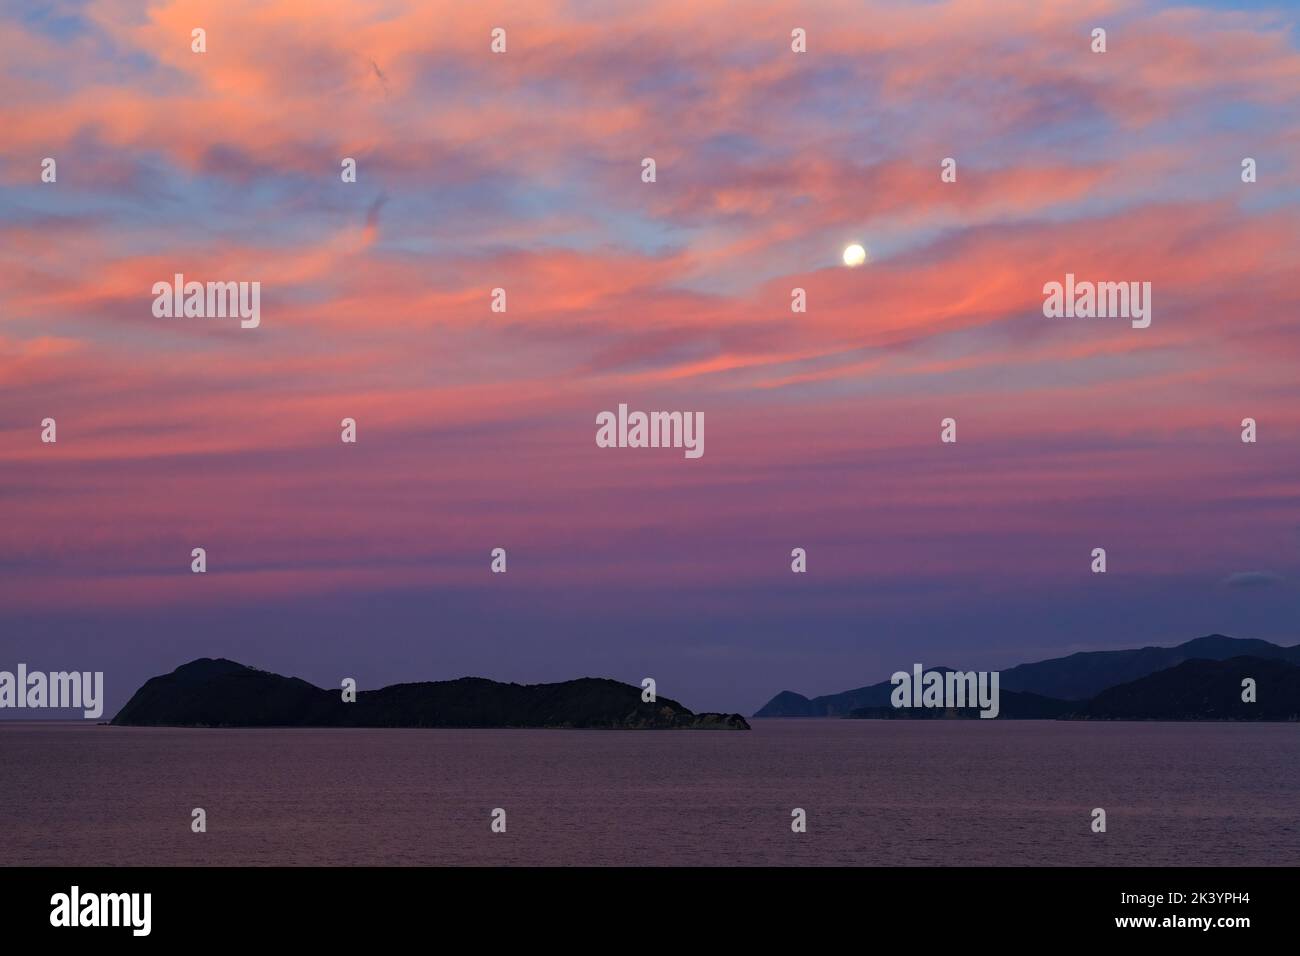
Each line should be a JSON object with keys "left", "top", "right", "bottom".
{"left": 842, "top": 243, "right": 867, "bottom": 267}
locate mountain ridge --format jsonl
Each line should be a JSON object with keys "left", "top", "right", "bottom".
{"left": 843, "top": 657, "right": 1300, "bottom": 721}
{"left": 755, "top": 634, "right": 1300, "bottom": 718}
{"left": 1075, "top": 656, "right": 1300, "bottom": 721}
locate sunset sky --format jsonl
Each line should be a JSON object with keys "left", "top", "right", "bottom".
{"left": 2, "top": 0, "right": 1299, "bottom": 715}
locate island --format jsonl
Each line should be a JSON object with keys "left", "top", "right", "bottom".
{"left": 111, "top": 658, "right": 750, "bottom": 730}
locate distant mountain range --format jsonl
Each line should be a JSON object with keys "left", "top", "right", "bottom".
{"left": 112, "top": 659, "right": 750, "bottom": 729}
{"left": 1076, "top": 657, "right": 1300, "bottom": 721}
{"left": 998, "top": 634, "right": 1300, "bottom": 699}
{"left": 755, "top": 635, "right": 1300, "bottom": 721}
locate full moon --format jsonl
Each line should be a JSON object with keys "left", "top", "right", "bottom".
{"left": 842, "top": 243, "right": 867, "bottom": 267}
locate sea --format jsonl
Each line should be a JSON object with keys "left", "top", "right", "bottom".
{"left": 2, "top": 719, "right": 1296, "bottom": 866}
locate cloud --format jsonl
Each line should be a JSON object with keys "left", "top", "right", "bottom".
{"left": 1, "top": 0, "right": 1299, "bottom": 617}
{"left": 1220, "top": 571, "right": 1285, "bottom": 589}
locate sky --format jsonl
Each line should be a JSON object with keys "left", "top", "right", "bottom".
{"left": 2, "top": 0, "right": 1299, "bottom": 717}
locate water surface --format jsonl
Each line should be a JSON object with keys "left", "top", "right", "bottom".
{"left": 2, "top": 719, "right": 1296, "bottom": 865}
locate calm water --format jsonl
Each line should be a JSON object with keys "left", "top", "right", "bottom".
{"left": 2, "top": 719, "right": 1297, "bottom": 866}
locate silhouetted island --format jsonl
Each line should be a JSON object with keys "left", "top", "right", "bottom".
{"left": 112, "top": 658, "right": 750, "bottom": 729}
